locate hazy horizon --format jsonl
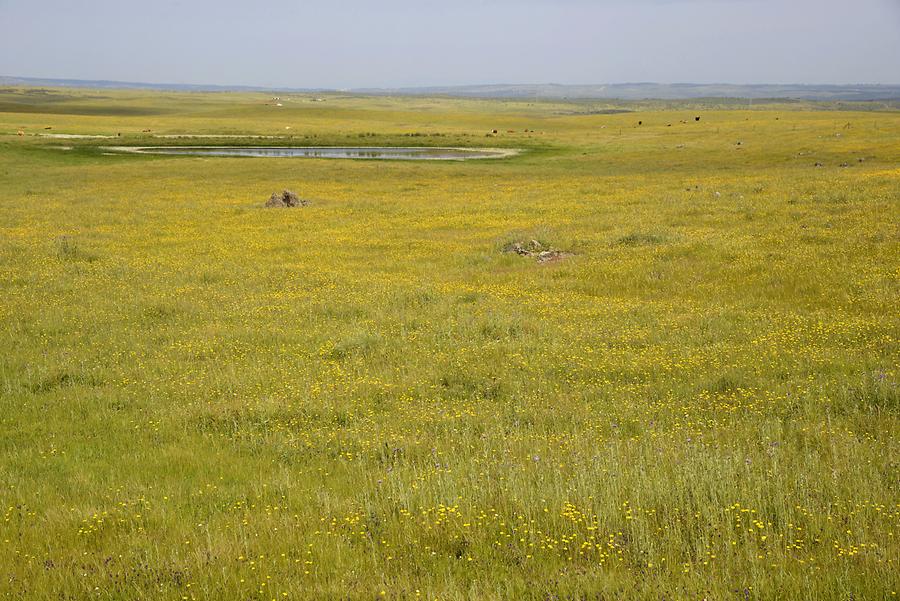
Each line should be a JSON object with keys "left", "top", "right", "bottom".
{"left": 2, "top": 0, "right": 899, "bottom": 89}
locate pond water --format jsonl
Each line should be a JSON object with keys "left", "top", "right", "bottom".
{"left": 109, "top": 146, "right": 516, "bottom": 160}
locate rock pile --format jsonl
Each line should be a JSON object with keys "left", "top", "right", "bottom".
{"left": 503, "top": 239, "right": 571, "bottom": 264}
{"left": 265, "top": 190, "right": 308, "bottom": 208}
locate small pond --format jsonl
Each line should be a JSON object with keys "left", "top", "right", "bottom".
{"left": 108, "top": 146, "right": 517, "bottom": 160}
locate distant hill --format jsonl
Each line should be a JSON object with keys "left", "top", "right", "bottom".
{"left": 2, "top": 75, "right": 899, "bottom": 101}
{"left": 0, "top": 76, "right": 324, "bottom": 94}
{"left": 355, "top": 83, "right": 900, "bottom": 101}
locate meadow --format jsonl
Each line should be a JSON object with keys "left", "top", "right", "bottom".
{"left": 0, "top": 87, "right": 898, "bottom": 600}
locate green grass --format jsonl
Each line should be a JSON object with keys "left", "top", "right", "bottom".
{"left": 0, "top": 87, "right": 898, "bottom": 600}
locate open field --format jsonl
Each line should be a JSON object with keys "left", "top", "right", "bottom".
{"left": 1, "top": 87, "right": 898, "bottom": 600}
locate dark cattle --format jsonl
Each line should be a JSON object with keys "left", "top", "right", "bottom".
{"left": 695, "top": 116, "right": 700, "bottom": 122}
{"left": 638, "top": 121, "right": 642, "bottom": 126}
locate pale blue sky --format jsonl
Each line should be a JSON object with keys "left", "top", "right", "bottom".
{"left": 1, "top": 0, "right": 898, "bottom": 88}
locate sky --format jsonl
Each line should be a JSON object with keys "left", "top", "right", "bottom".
{"left": 1, "top": 0, "right": 898, "bottom": 88}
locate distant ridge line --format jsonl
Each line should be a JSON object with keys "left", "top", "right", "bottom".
{"left": 2, "top": 75, "right": 899, "bottom": 101}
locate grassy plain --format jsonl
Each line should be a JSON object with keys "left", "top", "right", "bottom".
{"left": 0, "top": 87, "right": 898, "bottom": 600}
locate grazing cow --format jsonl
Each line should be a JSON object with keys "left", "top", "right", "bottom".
{"left": 491, "top": 129, "right": 498, "bottom": 134}
{"left": 44, "top": 126, "right": 52, "bottom": 130}
{"left": 695, "top": 116, "right": 700, "bottom": 122}
{"left": 17, "top": 130, "right": 24, "bottom": 136}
